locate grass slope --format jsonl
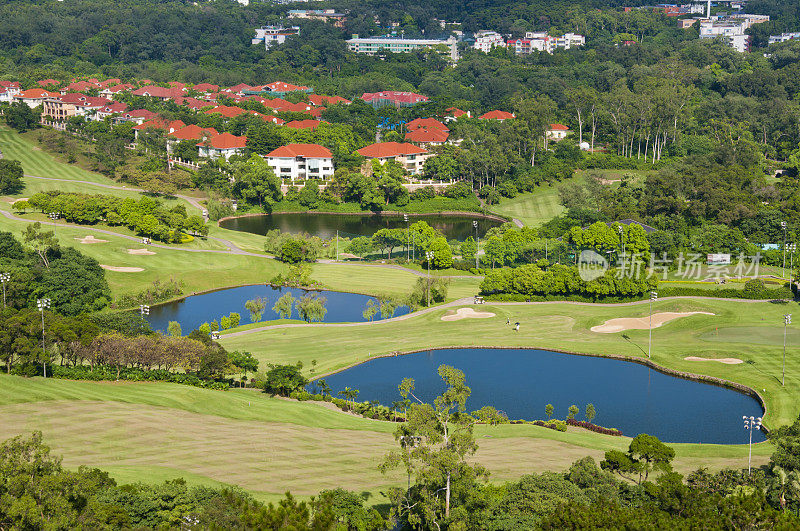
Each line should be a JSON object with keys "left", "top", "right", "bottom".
{"left": 0, "top": 374, "right": 770, "bottom": 500}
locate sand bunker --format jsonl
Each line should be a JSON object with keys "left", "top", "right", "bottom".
{"left": 441, "top": 307, "right": 496, "bottom": 321}
{"left": 75, "top": 235, "right": 108, "bottom": 244}
{"left": 100, "top": 265, "right": 144, "bottom": 273}
{"left": 591, "top": 312, "right": 714, "bottom": 333}
{"left": 127, "top": 248, "right": 155, "bottom": 256}
{"left": 684, "top": 356, "right": 743, "bottom": 365}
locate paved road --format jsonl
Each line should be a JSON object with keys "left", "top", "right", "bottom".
{"left": 220, "top": 294, "right": 781, "bottom": 339}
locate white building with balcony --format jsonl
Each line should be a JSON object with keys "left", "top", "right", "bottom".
{"left": 266, "top": 144, "right": 334, "bottom": 181}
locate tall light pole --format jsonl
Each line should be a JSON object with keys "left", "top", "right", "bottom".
{"left": 782, "top": 221, "right": 788, "bottom": 280}
{"left": 648, "top": 291, "right": 658, "bottom": 359}
{"left": 743, "top": 415, "right": 762, "bottom": 475}
{"left": 425, "top": 250, "right": 434, "bottom": 307}
{"left": 405, "top": 214, "right": 410, "bottom": 261}
{"left": 784, "top": 314, "right": 792, "bottom": 386}
{"left": 37, "top": 298, "right": 51, "bottom": 377}
{"left": 789, "top": 243, "right": 797, "bottom": 292}
{"left": 0, "top": 272, "right": 9, "bottom": 309}
{"left": 473, "top": 220, "right": 479, "bottom": 268}
{"left": 618, "top": 225, "right": 624, "bottom": 266}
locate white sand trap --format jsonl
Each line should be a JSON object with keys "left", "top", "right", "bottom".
{"left": 441, "top": 307, "right": 496, "bottom": 321}
{"left": 684, "top": 356, "right": 743, "bottom": 365}
{"left": 591, "top": 312, "right": 714, "bottom": 333}
{"left": 100, "top": 265, "right": 144, "bottom": 273}
{"left": 127, "top": 248, "right": 156, "bottom": 255}
{"left": 75, "top": 235, "right": 108, "bottom": 244}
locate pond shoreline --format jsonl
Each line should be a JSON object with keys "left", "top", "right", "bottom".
{"left": 313, "top": 345, "right": 769, "bottom": 435}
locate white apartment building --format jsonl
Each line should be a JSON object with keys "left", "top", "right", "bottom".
{"left": 507, "top": 32, "right": 585, "bottom": 55}
{"left": 266, "top": 144, "right": 334, "bottom": 181}
{"left": 347, "top": 34, "right": 459, "bottom": 60}
{"left": 252, "top": 26, "right": 300, "bottom": 49}
{"left": 473, "top": 31, "right": 506, "bottom": 53}
{"left": 699, "top": 14, "right": 770, "bottom": 53}
{"left": 769, "top": 31, "right": 800, "bottom": 44}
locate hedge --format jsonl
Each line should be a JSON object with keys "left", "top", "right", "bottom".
{"left": 566, "top": 418, "right": 623, "bottom": 436}
{"left": 51, "top": 365, "right": 230, "bottom": 390}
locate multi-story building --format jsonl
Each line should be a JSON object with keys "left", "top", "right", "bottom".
{"left": 357, "top": 142, "right": 431, "bottom": 175}
{"left": 768, "top": 31, "right": 800, "bottom": 44}
{"left": 698, "top": 14, "right": 770, "bottom": 52}
{"left": 347, "top": 34, "right": 458, "bottom": 59}
{"left": 197, "top": 132, "right": 247, "bottom": 161}
{"left": 473, "top": 31, "right": 506, "bottom": 53}
{"left": 266, "top": 144, "right": 334, "bottom": 181}
{"left": 13, "top": 88, "right": 61, "bottom": 108}
{"left": 507, "top": 32, "right": 585, "bottom": 55}
{"left": 361, "top": 91, "right": 429, "bottom": 109}
{"left": 287, "top": 9, "right": 346, "bottom": 28}
{"left": 251, "top": 26, "right": 300, "bottom": 49}
{"left": 41, "top": 93, "right": 111, "bottom": 120}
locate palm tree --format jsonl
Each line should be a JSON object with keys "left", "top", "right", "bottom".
{"left": 338, "top": 387, "right": 359, "bottom": 410}
{"left": 771, "top": 465, "right": 800, "bottom": 511}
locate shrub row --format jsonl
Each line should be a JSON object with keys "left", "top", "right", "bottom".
{"left": 657, "top": 286, "right": 792, "bottom": 300}
{"left": 566, "top": 418, "right": 623, "bottom": 436}
{"left": 51, "top": 365, "right": 230, "bottom": 390}
{"left": 289, "top": 390, "right": 405, "bottom": 422}
{"left": 529, "top": 419, "right": 567, "bottom": 432}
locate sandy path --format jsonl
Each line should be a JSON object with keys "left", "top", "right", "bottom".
{"left": 127, "top": 248, "right": 155, "bottom": 255}
{"left": 441, "top": 307, "right": 496, "bottom": 321}
{"left": 591, "top": 312, "right": 715, "bottom": 333}
{"left": 684, "top": 356, "right": 743, "bottom": 365}
{"left": 100, "top": 265, "right": 144, "bottom": 272}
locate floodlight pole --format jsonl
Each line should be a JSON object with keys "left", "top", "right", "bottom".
{"left": 426, "top": 250, "right": 434, "bottom": 307}
{"left": 784, "top": 314, "right": 792, "bottom": 386}
{"left": 37, "top": 298, "right": 51, "bottom": 378}
{"left": 743, "top": 415, "right": 762, "bottom": 475}
{"left": 405, "top": 214, "right": 410, "bottom": 261}
{"left": 0, "top": 272, "right": 9, "bottom": 309}
{"left": 473, "top": 220, "right": 479, "bottom": 268}
{"left": 782, "top": 221, "right": 787, "bottom": 280}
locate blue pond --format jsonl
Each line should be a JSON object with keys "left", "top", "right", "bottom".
{"left": 145, "top": 285, "right": 409, "bottom": 333}
{"left": 314, "top": 348, "right": 766, "bottom": 444}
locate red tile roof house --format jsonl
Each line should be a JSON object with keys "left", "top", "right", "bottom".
{"left": 197, "top": 132, "right": 247, "bottom": 160}
{"left": 41, "top": 93, "right": 111, "bottom": 120}
{"left": 224, "top": 83, "right": 255, "bottom": 96}
{"left": 478, "top": 110, "right": 515, "bottom": 121}
{"left": 131, "top": 85, "right": 185, "bottom": 101}
{"left": 61, "top": 80, "right": 101, "bottom": 94}
{"left": 405, "top": 127, "right": 449, "bottom": 147}
{"left": 13, "top": 88, "right": 61, "bottom": 108}
{"left": 546, "top": 123, "right": 570, "bottom": 140}
{"left": 361, "top": 91, "right": 429, "bottom": 109}
{"left": 285, "top": 119, "right": 322, "bottom": 130}
{"left": 444, "top": 107, "right": 469, "bottom": 120}
{"left": 37, "top": 79, "right": 59, "bottom": 87}
{"left": 99, "top": 84, "right": 134, "bottom": 98}
{"left": 114, "top": 108, "right": 158, "bottom": 125}
{"left": 357, "top": 142, "right": 431, "bottom": 175}
{"left": 0, "top": 87, "right": 12, "bottom": 103}
{"left": 308, "top": 94, "right": 350, "bottom": 106}
{"left": 191, "top": 83, "right": 220, "bottom": 93}
{"left": 204, "top": 105, "right": 248, "bottom": 119}
{"left": 132, "top": 119, "right": 186, "bottom": 140}
{"left": 266, "top": 143, "right": 334, "bottom": 181}
{"left": 166, "top": 125, "right": 218, "bottom": 153}
{"left": 406, "top": 118, "right": 449, "bottom": 132}
{"left": 95, "top": 102, "right": 129, "bottom": 120}
{"left": 264, "top": 81, "right": 311, "bottom": 93}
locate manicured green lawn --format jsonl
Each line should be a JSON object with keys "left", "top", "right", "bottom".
{"left": 0, "top": 374, "right": 771, "bottom": 500}
{"left": 490, "top": 181, "right": 567, "bottom": 227}
{"left": 220, "top": 297, "right": 800, "bottom": 429}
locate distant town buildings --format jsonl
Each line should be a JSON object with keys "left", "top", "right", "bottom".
{"left": 360, "top": 91, "right": 429, "bottom": 109}
{"left": 287, "top": 9, "right": 346, "bottom": 28}
{"left": 697, "top": 14, "right": 769, "bottom": 52}
{"left": 769, "top": 31, "right": 800, "bottom": 44}
{"left": 473, "top": 31, "right": 506, "bottom": 53}
{"left": 507, "top": 32, "right": 585, "bottom": 55}
{"left": 252, "top": 26, "right": 300, "bottom": 49}
{"left": 347, "top": 34, "right": 458, "bottom": 60}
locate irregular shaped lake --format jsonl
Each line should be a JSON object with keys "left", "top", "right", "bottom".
{"left": 219, "top": 212, "right": 503, "bottom": 240}
{"left": 145, "top": 285, "right": 409, "bottom": 333}
{"left": 315, "top": 348, "right": 765, "bottom": 444}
